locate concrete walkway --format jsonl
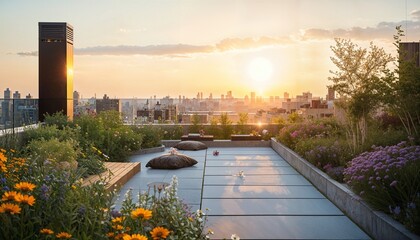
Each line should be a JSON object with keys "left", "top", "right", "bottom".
{"left": 115, "top": 147, "right": 370, "bottom": 240}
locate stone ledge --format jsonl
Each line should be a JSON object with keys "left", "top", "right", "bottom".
{"left": 270, "top": 138, "right": 420, "bottom": 240}
{"left": 162, "top": 139, "right": 270, "bottom": 148}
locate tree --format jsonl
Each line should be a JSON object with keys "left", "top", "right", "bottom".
{"left": 189, "top": 114, "right": 202, "bottom": 133}
{"left": 329, "top": 38, "right": 394, "bottom": 152}
{"left": 220, "top": 112, "right": 233, "bottom": 139}
{"left": 236, "top": 112, "right": 249, "bottom": 134}
{"left": 382, "top": 26, "right": 420, "bottom": 140}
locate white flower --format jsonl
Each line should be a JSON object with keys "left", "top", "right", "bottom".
{"left": 262, "top": 129, "right": 268, "bottom": 135}
{"left": 169, "top": 147, "right": 179, "bottom": 155}
{"left": 231, "top": 234, "right": 240, "bottom": 240}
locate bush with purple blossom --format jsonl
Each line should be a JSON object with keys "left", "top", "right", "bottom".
{"left": 344, "top": 141, "right": 420, "bottom": 233}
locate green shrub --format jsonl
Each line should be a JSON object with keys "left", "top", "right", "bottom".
{"left": 109, "top": 176, "right": 209, "bottom": 239}
{"left": 43, "top": 112, "right": 73, "bottom": 129}
{"left": 133, "top": 125, "right": 163, "bottom": 148}
{"left": 27, "top": 138, "right": 79, "bottom": 171}
{"left": 75, "top": 111, "right": 142, "bottom": 162}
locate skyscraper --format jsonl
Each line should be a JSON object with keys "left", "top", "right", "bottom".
{"left": 38, "top": 22, "right": 74, "bottom": 121}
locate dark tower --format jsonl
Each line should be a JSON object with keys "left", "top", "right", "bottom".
{"left": 38, "top": 22, "right": 74, "bottom": 121}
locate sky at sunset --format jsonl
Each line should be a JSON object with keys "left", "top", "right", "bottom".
{"left": 1, "top": 0, "right": 420, "bottom": 99}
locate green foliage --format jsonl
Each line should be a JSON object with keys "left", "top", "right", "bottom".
{"left": 329, "top": 38, "right": 394, "bottom": 153}
{"left": 219, "top": 113, "right": 233, "bottom": 139}
{"left": 161, "top": 125, "right": 184, "bottom": 140}
{"left": 0, "top": 149, "right": 115, "bottom": 239}
{"left": 133, "top": 126, "right": 162, "bottom": 148}
{"left": 43, "top": 112, "right": 72, "bottom": 129}
{"left": 189, "top": 114, "right": 202, "bottom": 133}
{"left": 27, "top": 138, "right": 79, "bottom": 170}
{"left": 23, "top": 125, "right": 77, "bottom": 144}
{"left": 75, "top": 111, "right": 142, "bottom": 162}
{"left": 110, "top": 176, "right": 209, "bottom": 239}
{"left": 287, "top": 111, "right": 303, "bottom": 123}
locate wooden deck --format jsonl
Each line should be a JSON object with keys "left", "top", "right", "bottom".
{"left": 82, "top": 162, "right": 141, "bottom": 191}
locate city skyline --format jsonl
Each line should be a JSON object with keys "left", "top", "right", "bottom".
{"left": 1, "top": 0, "right": 420, "bottom": 98}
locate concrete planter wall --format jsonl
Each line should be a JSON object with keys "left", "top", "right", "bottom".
{"left": 131, "top": 145, "right": 165, "bottom": 155}
{"left": 162, "top": 140, "right": 270, "bottom": 148}
{"left": 270, "top": 138, "right": 419, "bottom": 240}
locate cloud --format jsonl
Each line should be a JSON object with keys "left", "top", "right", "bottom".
{"left": 411, "top": 9, "right": 420, "bottom": 20}
{"left": 300, "top": 20, "right": 420, "bottom": 41}
{"left": 75, "top": 44, "right": 215, "bottom": 56}
{"left": 16, "top": 16, "right": 420, "bottom": 57}
{"left": 17, "top": 51, "right": 38, "bottom": 57}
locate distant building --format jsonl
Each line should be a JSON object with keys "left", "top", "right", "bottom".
{"left": 38, "top": 22, "right": 74, "bottom": 121}
{"left": 400, "top": 42, "right": 420, "bottom": 67}
{"left": 1, "top": 88, "right": 12, "bottom": 127}
{"left": 96, "top": 94, "right": 121, "bottom": 113}
{"left": 326, "top": 87, "right": 335, "bottom": 101}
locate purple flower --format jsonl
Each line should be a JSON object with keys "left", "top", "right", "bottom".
{"left": 393, "top": 206, "right": 401, "bottom": 215}
{"left": 390, "top": 180, "right": 398, "bottom": 187}
{"left": 408, "top": 202, "right": 416, "bottom": 209}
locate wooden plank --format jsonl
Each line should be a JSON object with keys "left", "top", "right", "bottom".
{"left": 82, "top": 162, "right": 141, "bottom": 191}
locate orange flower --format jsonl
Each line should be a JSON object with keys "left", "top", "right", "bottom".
{"left": 106, "top": 232, "right": 115, "bottom": 237}
{"left": 16, "top": 194, "right": 36, "bottom": 206}
{"left": 112, "top": 224, "right": 124, "bottom": 231}
{"left": 112, "top": 216, "right": 125, "bottom": 223}
{"left": 122, "top": 234, "right": 148, "bottom": 240}
{"left": 1, "top": 191, "right": 21, "bottom": 202}
{"left": 0, "top": 203, "right": 21, "bottom": 214}
{"left": 0, "top": 151, "right": 6, "bottom": 162}
{"left": 150, "top": 226, "right": 170, "bottom": 240}
{"left": 56, "top": 232, "right": 72, "bottom": 239}
{"left": 0, "top": 161, "right": 6, "bottom": 172}
{"left": 14, "top": 182, "right": 36, "bottom": 191}
{"left": 130, "top": 208, "right": 152, "bottom": 220}
{"left": 40, "top": 228, "right": 54, "bottom": 235}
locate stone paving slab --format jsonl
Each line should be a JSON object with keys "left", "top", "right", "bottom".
{"left": 206, "top": 160, "right": 290, "bottom": 167}
{"left": 206, "top": 216, "right": 370, "bottom": 240}
{"left": 204, "top": 175, "right": 311, "bottom": 186}
{"left": 205, "top": 166, "right": 298, "bottom": 175}
{"left": 206, "top": 155, "right": 284, "bottom": 161}
{"left": 202, "top": 185, "right": 325, "bottom": 199}
{"left": 202, "top": 198, "right": 343, "bottom": 215}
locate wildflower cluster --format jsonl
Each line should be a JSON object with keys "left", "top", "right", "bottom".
{"left": 277, "top": 120, "right": 339, "bottom": 149}
{"left": 344, "top": 141, "right": 420, "bottom": 233}
{"left": 106, "top": 176, "right": 209, "bottom": 239}
{"left": 0, "top": 148, "right": 115, "bottom": 239}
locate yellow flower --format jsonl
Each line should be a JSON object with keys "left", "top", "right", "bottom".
{"left": 150, "top": 226, "right": 170, "bottom": 239}
{"left": 0, "top": 203, "right": 21, "bottom": 214}
{"left": 56, "top": 232, "right": 72, "bottom": 239}
{"left": 130, "top": 208, "right": 152, "bottom": 220}
{"left": 114, "top": 233, "right": 128, "bottom": 240}
{"left": 1, "top": 191, "right": 21, "bottom": 202}
{"left": 16, "top": 194, "right": 36, "bottom": 206}
{"left": 112, "top": 216, "right": 125, "bottom": 223}
{"left": 0, "top": 148, "right": 6, "bottom": 153}
{"left": 14, "top": 182, "right": 36, "bottom": 191}
{"left": 40, "top": 228, "right": 54, "bottom": 235}
{"left": 123, "top": 234, "right": 148, "bottom": 240}
{"left": 71, "top": 185, "right": 77, "bottom": 190}
{"left": 10, "top": 149, "right": 15, "bottom": 153}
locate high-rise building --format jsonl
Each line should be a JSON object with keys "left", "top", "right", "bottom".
{"left": 250, "top": 92, "right": 256, "bottom": 104}
{"left": 4, "top": 88, "right": 11, "bottom": 99}
{"left": 96, "top": 94, "right": 121, "bottom": 113}
{"left": 38, "top": 22, "right": 74, "bottom": 121}
{"left": 400, "top": 42, "right": 420, "bottom": 67}
{"left": 13, "top": 91, "right": 21, "bottom": 99}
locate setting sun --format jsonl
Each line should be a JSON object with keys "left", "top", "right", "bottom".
{"left": 247, "top": 57, "right": 273, "bottom": 84}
